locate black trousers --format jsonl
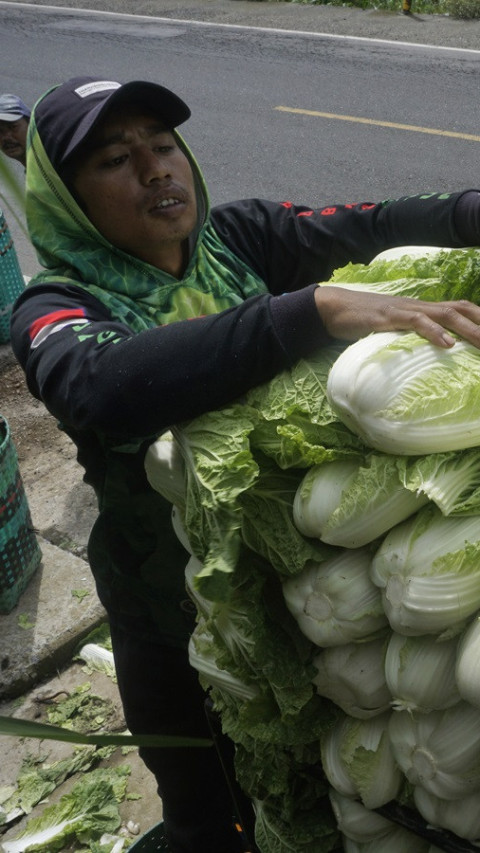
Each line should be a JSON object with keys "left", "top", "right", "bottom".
{"left": 110, "top": 623, "right": 254, "bottom": 853}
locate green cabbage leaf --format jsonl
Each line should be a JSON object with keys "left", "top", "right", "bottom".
{"left": 2, "top": 769, "right": 128, "bottom": 853}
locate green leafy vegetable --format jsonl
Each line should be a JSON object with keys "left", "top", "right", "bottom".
{"left": 147, "top": 247, "right": 480, "bottom": 850}
{"left": 0, "top": 746, "right": 115, "bottom": 818}
{"left": 45, "top": 684, "right": 116, "bottom": 734}
{"left": 2, "top": 773, "right": 125, "bottom": 853}
{"left": 71, "top": 589, "right": 90, "bottom": 602}
{"left": 329, "top": 247, "right": 480, "bottom": 303}
{"left": 17, "top": 614, "right": 34, "bottom": 630}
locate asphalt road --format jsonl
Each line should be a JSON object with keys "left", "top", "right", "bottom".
{"left": 4, "top": 0, "right": 480, "bottom": 49}
{"left": 1, "top": 0, "right": 479, "bottom": 275}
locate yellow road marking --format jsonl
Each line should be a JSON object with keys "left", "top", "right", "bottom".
{"left": 275, "top": 106, "right": 480, "bottom": 142}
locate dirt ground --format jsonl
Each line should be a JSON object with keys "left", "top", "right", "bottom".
{"left": 4, "top": 346, "right": 68, "bottom": 455}
{"left": 0, "top": 663, "right": 163, "bottom": 850}
{"left": 1, "top": 360, "right": 62, "bottom": 473}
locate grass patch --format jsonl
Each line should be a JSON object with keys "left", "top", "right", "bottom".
{"left": 445, "top": 0, "right": 480, "bottom": 17}
{"left": 286, "top": 0, "right": 480, "bottom": 18}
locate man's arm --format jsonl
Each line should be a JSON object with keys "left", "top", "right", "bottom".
{"left": 212, "top": 190, "right": 480, "bottom": 290}
{"left": 12, "top": 273, "right": 480, "bottom": 443}
{"left": 10, "top": 282, "right": 328, "bottom": 439}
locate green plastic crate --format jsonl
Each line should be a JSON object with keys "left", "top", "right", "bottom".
{"left": 0, "top": 415, "right": 42, "bottom": 613}
{"left": 0, "top": 210, "right": 25, "bottom": 344}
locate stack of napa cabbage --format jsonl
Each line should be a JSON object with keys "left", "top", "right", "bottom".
{"left": 145, "top": 246, "right": 480, "bottom": 853}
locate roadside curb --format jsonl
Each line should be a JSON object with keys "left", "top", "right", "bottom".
{"left": 0, "top": 537, "right": 106, "bottom": 700}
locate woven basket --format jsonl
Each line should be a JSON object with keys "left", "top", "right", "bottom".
{"left": 0, "top": 415, "right": 42, "bottom": 613}
{"left": 0, "top": 210, "right": 25, "bottom": 345}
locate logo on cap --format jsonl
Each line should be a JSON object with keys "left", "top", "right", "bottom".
{"left": 74, "top": 81, "right": 122, "bottom": 99}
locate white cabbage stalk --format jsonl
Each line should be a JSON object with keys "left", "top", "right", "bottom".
{"left": 328, "top": 789, "right": 394, "bottom": 843}
{"left": 171, "top": 505, "right": 193, "bottom": 554}
{"left": 188, "top": 622, "right": 259, "bottom": 702}
{"left": 326, "top": 330, "right": 480, "bottom": 455}
{"left": 2, "top": 819, "right": 86, "bottom": 853}
{"left": 388, "top": 702, "right": 480, "bottom": 799}
{"left": 293, "top": 458, "right": 359, "bottom": 538}
{"left": 77, "top": 643, "right": 116, "bottom": 679}
{"left": 282, "top": 549, "right": 388, "bottom": 647}
{"left": 184, "top": 554, "right": 213, "bottom": 618}
{"left": 370, "top": 505, "right": 480, "bottom": 636}
{"left": 414, "top": 785, "right": 480, "bottom": 842}
{"left": 455, "top": 615, "right": 480, "bottom": 709}
{"left": 312, "top": 638, "right": 391, "bottom": 719}
{"left": 321, "top": 711, "right": 402, "bottom": 809}
{"left": 293, "top": 457, "right": 428, "bottom": 548}
{"left": 342, "top": 827, "right": 440, "bottom": 852}
{"left": 384, "top": 633, "right": 460, "bottom": 713}
{"left": 99, "top": 836, "right": 125, "bottom": 853}
{"left": 328, "top": 788, "right": 400, "bottom": 843}
{"left": 144, "top": 431, "right": 186, "bottom": 507}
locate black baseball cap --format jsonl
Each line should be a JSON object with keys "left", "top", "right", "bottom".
{"left": 34, "top": 76, "right": 191, "bottom": 168}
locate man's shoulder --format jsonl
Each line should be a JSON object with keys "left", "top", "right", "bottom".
{"left": 11, "top": 279, "right": 113, "bottom": 339}
{"left": 210, "top": 198, "right": 286, "bottom": 235}
{"left": 211, "top": 197, "right": 278, "bottom": 216}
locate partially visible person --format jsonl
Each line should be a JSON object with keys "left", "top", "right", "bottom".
{"left": 0, "top": 94, "right": 30, "bottom": 168}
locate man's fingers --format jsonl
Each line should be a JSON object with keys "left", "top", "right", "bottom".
{"left": 389, "top": 301, "right": 480, "bottom": 348}
{"left": 399, "top": 311, "right": 458, "bottom": 348}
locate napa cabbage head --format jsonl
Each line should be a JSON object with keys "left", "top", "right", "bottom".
{"left": 370, "top": 504, "right": 480, "bottom": 636}
{"left": 327, "top": 331, "right": 480, "bottom": 455}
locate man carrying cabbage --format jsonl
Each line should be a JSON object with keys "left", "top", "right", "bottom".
{"left": 9, "top": 74, "right": 480, "bottom": 853}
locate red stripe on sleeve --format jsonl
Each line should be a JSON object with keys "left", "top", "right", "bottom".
{"left": 29, "top": 308, "right": 87, "bottom": 341}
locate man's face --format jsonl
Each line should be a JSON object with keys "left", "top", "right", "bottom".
{"left": 0, "top": 117, "right": 29, "bottom": 165}
{"left": 71, "top": 104, "right": 197, "bottom": 276}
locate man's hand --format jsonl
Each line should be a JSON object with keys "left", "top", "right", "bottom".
{"left": 315, "top": 286, "right": 480, "bottom": 348}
